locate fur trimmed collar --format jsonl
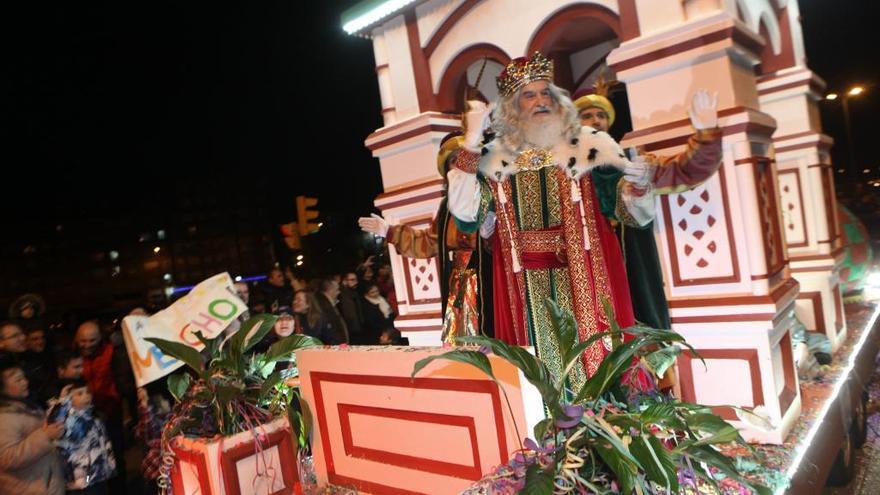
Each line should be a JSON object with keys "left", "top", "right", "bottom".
{"left": 478, "top": 127, "right": 631, "bottom": 182}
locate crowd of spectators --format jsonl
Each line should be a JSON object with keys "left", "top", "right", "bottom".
{"left": 0, "top": 254, "right": 406, "bottom": 494}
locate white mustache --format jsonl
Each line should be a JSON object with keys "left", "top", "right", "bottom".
{"left": 533, "top": 105, "right": 550, "bottom": 114}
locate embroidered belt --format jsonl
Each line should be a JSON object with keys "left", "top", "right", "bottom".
{"left": 518, "top": 227, "right": 567, "bottom": 269}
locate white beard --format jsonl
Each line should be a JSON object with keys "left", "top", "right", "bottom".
{"left": 522, "top": 112, "right": 564, "bottom": 149}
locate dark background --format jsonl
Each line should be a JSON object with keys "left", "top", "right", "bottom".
{"left": 1, "top": 1, "right": 877, "bottom": 317}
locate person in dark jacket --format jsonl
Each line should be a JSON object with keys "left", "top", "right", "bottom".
{"left": 292, "top": 291, "right": 334, "bottom": 344}
{"left": 338, "top": 272, "right": 365, "bottom": 343}
{"left": 361, "top": 283, "right": 395, "bottom": 345}
{"left": 314, "top": 279, "right": 349, "bottom": 345}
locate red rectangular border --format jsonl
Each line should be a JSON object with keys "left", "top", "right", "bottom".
{"left": 220, "top": 428, "right": 298, "bottom": 495}
{"left": 171, "top": 443, "right": 212, "bottom": 495}
{"left": 777, "top": 169, "right": 808, "bottom": 248}
{"left": 310, "top": 371, "right": 508, "bottom": 495}
{"left": 678, "top": 349, "right": 764, "bottom": 421}
{"left": 662, "top": 164, "right": 742, "bottom": 287}
{"left": 338, "top": 403, "right": 482, "bottom": 480}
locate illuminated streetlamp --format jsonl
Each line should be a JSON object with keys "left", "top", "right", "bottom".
{"left": 826, "top": 84, "right": 868, "bottom": 179}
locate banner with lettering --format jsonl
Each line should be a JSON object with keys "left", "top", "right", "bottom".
{"left": 122, "top": 272, "right": 247, "bottom": 386}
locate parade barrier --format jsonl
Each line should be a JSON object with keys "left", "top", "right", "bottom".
{"left": 296, "top": 346, "right": 545, "bottom": 495}
{"left": 169, "top": 417, "right": 298, "bottom": 495}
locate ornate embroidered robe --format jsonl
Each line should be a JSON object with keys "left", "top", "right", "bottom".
{"left": 448, "top": 128, "right": 653, "bottom": 386}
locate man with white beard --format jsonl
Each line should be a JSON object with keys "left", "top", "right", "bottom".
{"left": 446, "top": 52, "right": 655, "bottom": 385}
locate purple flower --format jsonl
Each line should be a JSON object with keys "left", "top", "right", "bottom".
{"left": 478, "top": 345, "right": 492, "bottom": 355}
{"left": 524, "top": 437, "right": 556, "bottom": 454}
{"left": 555, "top": 404, "right": 585, "bottom": 429}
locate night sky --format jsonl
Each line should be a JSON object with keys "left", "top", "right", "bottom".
{"left": 2, "top": 1, "right": 878, "bottom": 258}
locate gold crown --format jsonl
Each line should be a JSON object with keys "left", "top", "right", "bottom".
{"left": 497, "top": 52, "right": 554, "bottom": 97}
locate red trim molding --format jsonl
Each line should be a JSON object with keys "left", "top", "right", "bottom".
{"left": 678, "top": 349, "right": 764, "bottom": 421}
{"left": 526, "top": 3, "right": 622, "bottom": 54}
{"left": 220, "top": 428, "right": 298, "bottom": 495}
{"left": 618, "top": 0, "right": 640, "bottom": 41}
{"left": 832, "top": 284, "right": 843, "bottom": 333}
{"left": 662, "top": 163, "right": 741, "bottom": 287}
{"left": 778, "top": 332, "right": 798, "bottom": 416}
{"left": 404, "top": 11, "right": 436, "bottom": 112}
{"left": 338, "top": 403, "right": 482, "bottom": 480}
{"left": 796, "top": 291, "right": 826, "bottom": 334}
{"left": 367, "top": 123, "right": 460, "bottom": 151}
{"left": 610, "top": 25, "right": 763, "bottom": 73}
{"left": 423, "top": 0, "right": 479, "bottom": 59}
{"left": 309, "top": 372, "right": 508, "bottom": 494}
{"left": 435, "top": 43, "right": 511, "bottom": 113}
{"left": 778, "top": 168, "right": 808, "bottom": 248}
{"left": 376, "top": 178, "right": 445, "bottom": 202}
{"left": 170, "top": 443, "right": 212, "bottom": 495}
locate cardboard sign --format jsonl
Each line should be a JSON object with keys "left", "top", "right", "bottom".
{"left": 123, "top": 273, "right": 246, "bottom": 386}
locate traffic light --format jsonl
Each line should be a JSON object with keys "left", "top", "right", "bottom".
{"left": 296, "top": 196, "right": 320, "bottom": 236}
{"left": 279, "top": 222, "right": 301, "bottom": 249}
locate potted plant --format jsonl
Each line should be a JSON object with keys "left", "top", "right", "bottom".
{"left": 147, "top": 314, "right": 321, "bottom": 495}
{"left": 414, "top": 300, "right": 782, "bottom": 494}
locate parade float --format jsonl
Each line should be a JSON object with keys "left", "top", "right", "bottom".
{"left": 314, "top": 0, "right": 880, "bottom": 493}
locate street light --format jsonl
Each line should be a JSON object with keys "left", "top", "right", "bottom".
{"left": 826, "top": 84, "right": 868, "bottom": 180}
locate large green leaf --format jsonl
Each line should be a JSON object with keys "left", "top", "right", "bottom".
{"left": 678, "top": 412, "right": 745, "bottom": 446}
{"left": 545, "top": 298, "right": 576, "bottom": 363}
{"left": 593, "top": 436, "right": 640, "bottom": 495}
{"left": 264, "top": 334, "right": 322, "bottom": 363}
{"left": 533, "top": 418, "right": 554, "bottom": 441}
{"left": 167, "top": 372, "right": 191, "bottom": 402}
{"left": 523, "top": 464, "right": 554, "bottom": 495}
{"left": 639, "top": 403, "right": 681, "bottom": 429}
{"left": 684, "top": 446, "right": 771, "bottom": 495}
{"left": 230, "top": 314, "right": 278, "bottom": 362}
{"left": 456, "top": 335, "right": 562, "bottom": 416}
{"left": 145, "top": 337, "right": 205, "bottom": 374}
{"left": 630, "top": 436, "right": 678, "bottom": 493}
{"left": 412, "top": 349, "right": 497, "bottom": 382}
{"left": 242, "top": 315, "right": 280, "bottom": 353}
{"left": 643, "top": 346, "right": 680, "bottom": 378}
{"left": 574, "top": 336, "right": 646, "bottom": 402}
{"left": 558, "top": 330, "right": 617, "bottom": 387}
{"left": 296, "top": 392, "right": 314, "bottom": 449}
{"left": 259, "top": 369, "right": 284, "bottom": 399}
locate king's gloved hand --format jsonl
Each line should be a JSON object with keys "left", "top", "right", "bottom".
{"left": 358, "top": 213, "right": 389, "bottom": 238}
{"left": 623, "top": 155, "right": 654, "bottom": 188}
{"left": 463, "top": 100, "right": 494, "bottom": 151}
{"left": 688, "top": 89, "right": 719, "bottom": 130}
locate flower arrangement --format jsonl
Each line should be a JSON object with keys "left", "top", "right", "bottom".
{"left": 413, "top": 300, "right": 777, "bottom": 495}
{"left": 147, "top": 314, "right": 321, "bottom": 439}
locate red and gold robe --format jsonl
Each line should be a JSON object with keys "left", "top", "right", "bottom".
{"left": 447, "top": 128, "right": 651, "bottom": 388}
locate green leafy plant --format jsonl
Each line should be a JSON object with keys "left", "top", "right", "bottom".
{"left": 146, "top": 314, "right": 321, "bottom": 439}
{"left": 413, "top": 299, "right": 773, "bottom": 495}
